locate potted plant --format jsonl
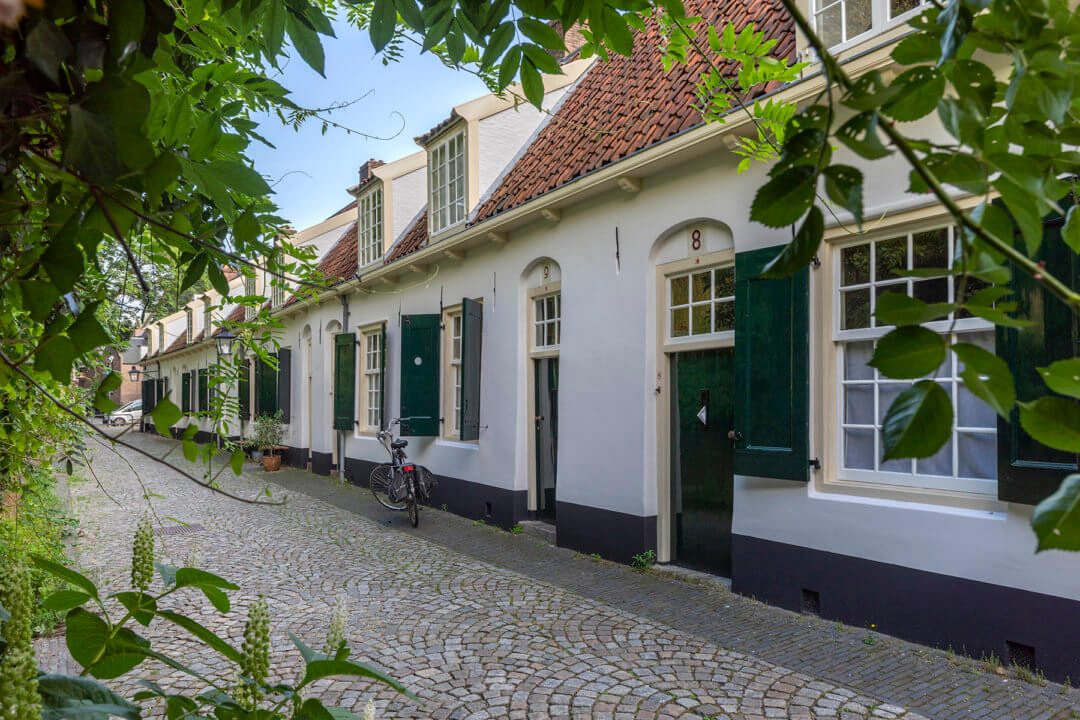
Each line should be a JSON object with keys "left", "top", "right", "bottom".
{"left": 252, "top": 410, "right": 284, "bottom": 471}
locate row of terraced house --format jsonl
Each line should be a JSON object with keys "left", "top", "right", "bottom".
{"left": 128, "top": 0, "right": 1080, "bottom": 680}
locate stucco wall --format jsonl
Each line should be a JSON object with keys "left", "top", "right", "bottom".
{"left": 391, "top": 168, "right": 427, "bottom": 243}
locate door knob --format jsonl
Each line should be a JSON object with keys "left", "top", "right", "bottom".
{"left": 728, "top": 430, "right": 743, "bottom": 441}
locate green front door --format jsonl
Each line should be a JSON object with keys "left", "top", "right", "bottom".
{"left": 671, "top": 348, "right": 735, "bottom": 576}
{"left": 534, "top": 357, "right": 559, "bottom": 522}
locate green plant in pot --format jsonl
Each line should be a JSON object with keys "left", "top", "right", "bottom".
{"left": 251, "top": 410, "right": 284, "bottom": 471}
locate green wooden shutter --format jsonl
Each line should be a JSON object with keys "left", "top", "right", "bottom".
{"left": 142, "top": 379, "right": 154, "bottom": 413}
{"left": 197, "top": 369, "right": 208, "bottom": 415}
{"left": 460, "top": 298, "right": 483, "bottom": 441}
{"left": 997, "top": 214, "right": 1080, "bottom": 504}
{"left": 253, "top": 358, "right": 264, "bottom": 416}
{"left": 255, "top": 353, "right": 277, "bottom": 417}
{"left": 277, "top": 348, "right": 292, "bottom": 424}
{"left": 181, "top": 372, "right": 191, "bottom": 413}
{"left": 400, "top": 314, "right": 440, "bottom": 436}
{"left": 378, "top": 322, "right": 387, "bottom": 430}
{"left": 238, "top": 362, "right": 250, "bottom": 420}
{"left": 333, "top": 333, "right": 356, "bottom": 431}
{"left": 733, "top": 245, "right": 810, "bottom": 481}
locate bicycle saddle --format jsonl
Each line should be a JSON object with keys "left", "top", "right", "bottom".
{"left": 391, "top": 439, "right": 408, "bottom": 449}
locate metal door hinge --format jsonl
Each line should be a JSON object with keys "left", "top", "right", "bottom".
{"left": 810, "top": 255, "right": 822, "bottom": 269}
{"left": 809, "top": 457, "right": 821, "bottom": 470}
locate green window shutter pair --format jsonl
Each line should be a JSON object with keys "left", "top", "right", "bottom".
{"left": 733, "top": 246, "right": 810, "bottom": 482}
{"left": 181, "top": 372, "right": 191, "bottom": 413}
{"left": 277, "top": 349, "right": 291, "bottom": 424}
{"left": 238, "top": 362, "right": 250, "bottom": 421}
{"left": 333, "top": 334, "right": 356, "bottom": 431}
{"left": 460, "top": 298, "right": 483, "bottom": 441}
{"left": 197, "top": 369, "right": 208, "bottom": 415}
{"left": 997, "top": 213, "right": 1080, "bottom": 504}
{"left": 400, "top": 314, "right": 440, "bottom": 436}
{"left": 254, "top": 353, "right": 278, "bottom": 418}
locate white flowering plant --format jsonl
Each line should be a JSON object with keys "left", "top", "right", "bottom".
{"left": 0, "top": 523, "right": 409, "bottom": 720}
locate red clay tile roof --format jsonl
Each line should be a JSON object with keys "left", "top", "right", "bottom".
{"left": 386, "top": 210, "right": 428, "bottom": 263}
{"left": 213, "top": 305, "right": 245, "bottom": 336}
{"left": 472, "top": 0, "right": 794, "bottom": 224}
{"left": 415, "top": 111, "right": 464, "bottom": 147}
{"left": 165, "top": 334, "right": 186, "bottom": 354}
{"left": 284, "top": 221, "right": 359, "bottom": 307}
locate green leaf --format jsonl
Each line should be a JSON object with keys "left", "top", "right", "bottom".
{"left": 760, "top": 206, "right": 823, "bottom": 278}
{"left": 156, "top": 610, "right": 242, "bottom": 663}
{"left": 69, "top": 312, "right": 112, "bottom": 355}
{"left": 498, "top": 45, "right": 522, "bottom": 90}
{"left": 65, "top": 107, "right": 120, "bottom": 183}
{"left": 394, "top": 0, "right": 424, "bottom": 32}
{"left": 290, "top": 632, "right": 326, "bottom": 665}
{"left": 34, "top": 335, "right": 74, "bottom": 383}
{"left": 18, "top": 280, "right": 59, "bottom": 322}
{"left": 749, "top": 166, "right": 816, "bottom": 228}
{"left": 200, "top": 585, "right": 231, "bottom": 613}
{"left": 519, "top": 57, "right": 544, "bottom": 108}
{"left": 41, "top": 235, "right": 85, "bottom": 293}
{"left": 601, "top": 7, "right": 634, "bottom": 56}
{"left": 1038, "top": 358, "right": 1080, "bottom": 399}
{"left": 286, "top": 12, "right": 326, "bottom": 76}
{"left": 1063, "top": 205, "right": 1080, "bottom": 254}
{"left": 204, "top": 160, "right": 272, "bottom": 197}
{"left": 26, "top": 18, "right": 73, "bottom": 84}
{"left": 874, "top": 292, "right": 954, "bottom": 326}
{"left": 953, "top": 342, "right": 1015, "bottom": 419}
{"left": 230, "top": 449, "right": 245, "bottom": 475}
{"left": 181, "top": 253, "right": 208, "bottom": 293}
{"left": 149, "top": 396, "right": 182, "bottom": 437}
{"left": 94, "top": 372, "right": 123, "bottom": 414}
{"left": 521, "top": 43, "right": 562, "bottom": 75}
{"left": 32, "top": 556, "right": 100, "bottom": 599}
{"left": 113, "top": 592, "right": 157, "bottom": 627}
{"left": 869, "top": 326, "right": 946, "bottom": 379}
{"left": 369, "top": 0, "right": 397, "bottom": 51}
{"left": 518, "top": 17, "right": 564, "bottom": 51}
{"left": 64, "top": 608, "right": 109, "bottom": 672}
{"left": 1031, "top": 474, "right": 1080, "bottom": 552}
{"left": 882, "top": 65, "right": 945, "bottom": 122}
{"left": 822, "top": 165, "right": 863, "bottom": 225}
{"left": 38, "top": 674, "right": 140, "bottom": 720}
{"left": 301, "top": 659, "right": 415, "bottom": 699}
{"left": 154, "top": 561, "right": 177, "bottom": 587}
{"left": 40, "top": 589, "right": 92, "bottom": 612}
{"left": 890, "top": 33, "right": 939, "bottom": 65}
{"left": 835, "top": 112, "right": 891, "bottom": 160}
{"left": 881, "top": 380, "right": 953, "bottom": 460}
{"left": 1019, "top": 396, "right": 1080, "bottom": 452}
{"left": 107, "top": 0, "right": 145, "bottom": 59}
{"left": 207, "top": 261, "right": 230, "bottom": 297}
{"left": 174, "top": 567, "right": 240, "bottom": 591}
{"left": 481, "top": 22, "right": 515, "bottom": 70}
{"left": 262, "top": 0, "right": 287, "bottom": 59}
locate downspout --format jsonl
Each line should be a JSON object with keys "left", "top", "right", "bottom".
{"left": 339, "top": 295, "right": 350, "bottom": 479}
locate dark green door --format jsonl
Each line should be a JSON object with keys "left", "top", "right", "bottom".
{"left": 534, "top": 358, "right": 559, "bottom": 522}
{"left": 671, "top": 348, "right": 735, "bottom": 576}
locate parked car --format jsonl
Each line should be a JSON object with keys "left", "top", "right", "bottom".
{"left": 106, "top": 399, "right": 143, "bottom": 425}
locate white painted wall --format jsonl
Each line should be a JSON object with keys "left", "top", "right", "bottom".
{"left": 391, "top": 168, "right": 427, "bottom": 242}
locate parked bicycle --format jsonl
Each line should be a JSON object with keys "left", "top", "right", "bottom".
{"left": 369, "top": 419, "right": 436, "bottom": 527}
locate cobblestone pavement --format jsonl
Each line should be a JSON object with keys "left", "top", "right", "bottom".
{"left": 37, "top": 431, "right": 1080, "bottom": 720}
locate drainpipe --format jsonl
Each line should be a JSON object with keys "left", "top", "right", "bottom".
{"left": 338, "top": 295, "right": 350, "bottom": 479}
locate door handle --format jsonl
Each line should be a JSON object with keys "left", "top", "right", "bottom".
{"left": 727, "top": 430, "right": 743, "bottom": 441}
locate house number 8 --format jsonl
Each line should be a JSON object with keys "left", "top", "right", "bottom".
{"left": 691, "top": 229, "right": 702, "bottom": 250}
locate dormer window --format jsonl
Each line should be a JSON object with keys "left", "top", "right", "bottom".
{"left": 813, "top": 0, "right": 928, "bottom": 49}
{"left": 244, "top": 275, "right": 256, "bottom": 320}
{"left": 185, "top": 309, "right": 194, "bottom": 343}
{"left": 358, "top": 185, "right": 383, "bottom": 267}
{"left": 429, "top": 130, "right": 466, "bottom": 235}
{"left": 157, "top": 323, "right": 165, "bottom": 353}
{"left": 204, "top": 303, "right": 213, "bottom": 337}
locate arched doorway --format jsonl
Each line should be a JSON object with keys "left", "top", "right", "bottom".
{"left": 524, "top": 258, "right": 561, "bottom": 526}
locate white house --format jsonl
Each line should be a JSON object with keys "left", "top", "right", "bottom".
{"left": 136, "top": 0, "right": 1080, "bottom": 681}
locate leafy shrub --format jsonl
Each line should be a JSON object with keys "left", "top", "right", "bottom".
{"left": 251, "top": 411, "right": 285, "bottom": 452}
{"left": 630, "top": 549, "right": 657, "bottom": 572}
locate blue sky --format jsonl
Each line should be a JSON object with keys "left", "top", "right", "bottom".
{"left": 250, "top": 21, "right": 489, "bottom": 230}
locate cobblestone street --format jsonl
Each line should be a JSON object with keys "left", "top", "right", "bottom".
{"left": 37, "top": 431, "right": 1080, "bottom": 720}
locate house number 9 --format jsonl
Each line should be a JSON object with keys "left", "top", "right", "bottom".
{"left": 691, "top": 229, "right": 702, "bottom": 250}
{"left": 542, "top": 264, "right": 551, "bottom": 280}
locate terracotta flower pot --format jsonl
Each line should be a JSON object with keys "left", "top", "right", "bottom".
{"left": 262, "top": 454, "right": 281, "bottom": 472}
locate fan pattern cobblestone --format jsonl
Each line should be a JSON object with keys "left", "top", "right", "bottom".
{"left": 40, "top": 433, "right": 931, "bottom": 720}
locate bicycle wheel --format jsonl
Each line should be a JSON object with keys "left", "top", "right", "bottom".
{"left": 370, "top": 464, "right": 408, "bottom": 511}
{"left": 408, "top": 497, "right": 419, "bottom": 527}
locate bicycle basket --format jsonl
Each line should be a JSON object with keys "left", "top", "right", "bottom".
{"left": 415, "top": 464, "right": 437, "bottom": 501}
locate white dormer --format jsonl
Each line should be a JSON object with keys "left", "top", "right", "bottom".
{"left": 185, "top": 307, "right": 194, "bottom": 343}
{"left": 806, "top": 0, "right": 929, "bottom": 54}
{"left": 358, "top": 182, "right": 384, "bottom": 267}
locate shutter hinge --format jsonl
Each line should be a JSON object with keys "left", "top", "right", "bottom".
{"left": 810, "top": 255, "right": 822, "bottom": 269}
{"left": 809, "top": 457, "right": 821, "bottom": 471}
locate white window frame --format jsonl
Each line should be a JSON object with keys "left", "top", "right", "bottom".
{"left": 831, "top": 224, "right": 998, "bottom": 496}
{"left": 358, "top": 185, "right": 383, "bottom": 267}
{"left": 429, "top": 130, "right": 466, "bottom": 236}
{"left": 441, "top": 307, "right": 464, "bottom": 439}
{"left": 244, "top": 275, "right": 256, "bottom": 321}
{"left": 360, "top": 328, "right": 383, "bottom": 432}
{"left": 666, "top": 262, "right": 735, "bottom": 345}
{"left": 533, "top": 292, "right": 562, "bottom": 351}
{"left": 810, "top": 0, "right": 930, "bottom": 52}
{"left": 185, "top": 308, "right": 194, "bottom": 343}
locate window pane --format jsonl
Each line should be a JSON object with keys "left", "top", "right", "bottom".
{"left": 958, "top": 383, "right": 996, "bottom": 428}
{"left": 535, "top": 298, "right": 546, "bottom": 322}
{"left": 890, "top": 0, "right": 923, "bottom": 17}
{"left": 875, "top": 237, "right": 907, "bottom": 281}
{"left": 913, "top": 277, "right": 949, "bottom": 305}
{"left": 844, "top": 341, "right": 874, "bottom": 380}
{"left": 845, "top": 428, "right": 875, "bottom": 469}
{"left": 691, "top": 304, "right": 711, "bottom": 335}
{"left": 816, "top": 1, "right": 843, "bottom": 47}
{"left": 842, "top": 289, "right": 870, "bottom": 329}
{"left": 536, "top": 324, "right": 545, "bottom": 347}
{"left": 912, "top": 228, "right": 948, "bottom": 270}
{"left": 671, "top": 276, "right": 688, "bottom": 306}
{"left": 691, "top": 270, "right": 711, "bottom": 302}
{"left": 844, "top": 384, "right": 874, "bottom": 425}
{"left": 842, "top": 244, "right": 870, "bottom": 285}
{"left": 878, "top": 382, "right": 910, "bottom": 424}
{"left": 880, "top": 454, "right": 912, "bottom": 474}
{"left": 671, "top": 308, "right": 689, "bottom": 337}
{"left": 714, "top": 301, "right": 735, "bottom": 332}
{"left": 546, "top": 322, "right": 557, "bottom": 346}
{"left": 916, "top": 437, "right": 953, "bottom": 477}
{"left": 714, "top": 267, "right": 735, "bottom": 298}
{"left": 546, "top": 296, "right": 556, "bottom": 318}
{"left": 845, "top": 0, "right": 872, "bottom": 39}
{"left": 958, "top": 432, "right": 995, "bottom": 479}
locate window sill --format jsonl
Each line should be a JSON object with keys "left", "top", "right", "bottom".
{"left": 815, "top": 475, "right": 1006, "bottom": 515}
{"left": 436, "top": 438, "right": 479, "bottom": 450}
